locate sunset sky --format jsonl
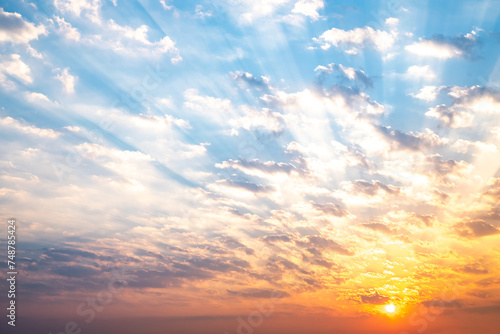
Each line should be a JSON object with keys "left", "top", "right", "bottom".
{"left": 1, "top": 0, "right": 500, "bottom": 333}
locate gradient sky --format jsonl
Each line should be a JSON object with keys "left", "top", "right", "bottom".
{"left": 1, "top": 0, "right": 500, "bottom": 333}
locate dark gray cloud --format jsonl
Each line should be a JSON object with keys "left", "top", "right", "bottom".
{"left": 464, "top": 304, "right": 500, "bottom": 314}
{"left": 408, "top": 31, "right": 481, "bottom": 60}
{"left": 227, "top": 288, "right": 290, "bottom": 299}
{"left": 296, "top": 236, "right": 353, "bottom": 256}
{"left": 358, "top": 222, "right": 392, "bottom": 234}
{"left": 230, "top": 71, "right": 270, "bottom": 91}
{"left": 349, "top": 179, "right": 400, "bottom": 196}
{"left": 375, "top": 125, "right": 444, "bottom": 151}
{"left": 421, "top": 299, "right": 463, "bottom": 308}
{"left": 263, "top": 234, "right": 292, "bottom": 243}
{"left": 455, "top": 221, "right": 500, "bottom": 238}
{"left": 424, "top": 86, "right": 500, "bottom": 127}
{"left": 313, "top": 202, "right": 350, "bottom": 217}
{"left": 360, "top": 291, "right": 390, "bottom": 304}
{"left": 460, "top": 264, "right": 489, "bottom": 275}
{"left": 51, "top": 264, "right": 101, "bottom": 278}
{"left": 0, "top": 8, "right": 46, "bottom": 44}
{"left": 475, "top": 277, "right": 500, "bottom": 287}
{"left": 217, "top": 236, "right": 255, "bottom": 255}
{"left": 315, "top": 63, "right": 373, "bottom": 89}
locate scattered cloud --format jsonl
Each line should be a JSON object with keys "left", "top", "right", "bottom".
{"left": 0, "top": 116, "right": 59, "bottom": 138}
{"left": 405, "top": 29, "right": 481, "bottom": 59}
{"left": 407, "top": 65, "right": 436, "bottom": 80}
{"left": 315, "top": 63, "right": 373, "bottom": 88}
{"left": 0, "top": 54, "right": 32, "bottom": 85}
{"left": 105, "top": 20, "right": 182, "bottom": 62}
{"left": 313, "top": 26, "right": 396, "bottom": 54}
{"left": 0, "top": 8, "right": 46, "bottom": 44}
{"left": 54, "top": 16, "right": 81, "bottom": 41}
{"left": 411, "top": 85, "right": 446, "bottom": 101}
{"left": 360, "top": 291, "right": 390, "bottom": 304}
{"left": 55, "top": 67, "right": 77, "bottom": 93}
{"left": 455, "top": 221, "right": 500, "bottom": 238}
{"left": 292, "top": 0, "right": 324, "bottom": 20}
{"left": 424, "top": 86, "right": 500, "bottom": 127}
{"left": 53, "top": 0, "right": 101, "bottom": 23}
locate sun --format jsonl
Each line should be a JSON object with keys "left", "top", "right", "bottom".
{"left": 385, "top": 303, "right": 396, "bottom": 313}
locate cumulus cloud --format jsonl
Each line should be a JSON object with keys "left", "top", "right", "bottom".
{"left": 296, "top": 235, "right": 353, "bottom": 256}
{"left": 216, "top": 158, "right": 304, "bottom": 177}
{"left": 0, "top": 54, "right": 32, "bottom": 85}
{"left": 312, "top": 202, "right": 350, "bottom": 217}
{"left": 315, "top": 63, "right": 373, "bottom": 88}
{"left": 375, "top": 125, "right": 447, "bottom": 151}
{"left": 344, "top": 179, "right": 400, "bottom": 197}
{"left": 455, "top": 221, "right": 500, "bottom": 238}
{"left": 407, "top": 65, "right": 436, "bottom": 80}
{"left": 25, "top": 91, "right": 54, "bottom": 104}
{"left": 385, "top": 17, "right": 399, "bottom": 27}
{"left": 53, "top": 0, "right": 101, "bottom": 23}
{"left": 159, "top": 0, "right": 173, "bottom": 10}
{"left": 0, "top": 8, "right": 46, "bottom": 44}
{"left": 426, "top": 104, "right": 475, "bottom": 128}
{"left": 231, "top": 71, "right": 270, "bottom": 91}
{"left": 425, "top": 86, "right": 500, "bottom": 127}
{"left": 313, "top": 26, "right": 396, "bottom": 54}
{"left": 406, "top": 29, "right": 481, "bottom": 59}
{"left": 236, "top": 0, "right": 291, "bottom": 24}
{"left": 105, "top": 20, "right": 181, "bottom": 62}
{"left": 54, "top": 16, "right": 81, "bottom": 41}
{"left": 360, "top": 291, "right": 390, "bottom": 304}
{"left": 55, "top": 67, "right": 77, "bottom": 93}
{"left": 195, "top": 5, "right": 212, "bottom": 19}
{"left": 411, "top": 85, "right": 446, "bottom": 101}
{"left": 229, "top": 106, "right": 284, "bottom": 134}
{"left": 291, "top": 0, "right": 324, "bottom": 20}
{"left": 0, "top": 116, "right": 59, "bottom": 138}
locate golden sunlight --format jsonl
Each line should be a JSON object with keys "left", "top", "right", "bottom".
{"left": 385, "top": 303, "right": 396, "bottom": 313}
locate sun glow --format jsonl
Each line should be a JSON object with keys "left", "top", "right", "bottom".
{"left": 385, "top": 303, "right": 396, "bottom": 313}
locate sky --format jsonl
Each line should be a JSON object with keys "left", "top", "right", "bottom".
{"left": 1, "top": 0, "right": 500, "bottom": 333}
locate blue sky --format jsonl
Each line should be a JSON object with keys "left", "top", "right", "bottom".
{"left": 1, "top": 1, "right": 500, "bottom": 333}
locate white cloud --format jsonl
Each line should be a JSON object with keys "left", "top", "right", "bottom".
{"left": 55, "top": 67, "right": 77, "bottom": 93}
{"left": 313, "top": 26, "right": 395, "bottom": 54}
{"left": 159, "top": 0, "right": 173, "bottom": 10}
{"left": 411, "top": 86, "right": 445, "bottom": 101}
{"left": 422, "top": 86, "right": 500, "bottom": 128}
{"left": 405, "top": 30, "right": 479, "bottom": 59}
{"left": 105, "top": 20, "right": 181, "bottom": 62}
{"left": 291, "top": 0, "right": 324, "bottom": 20}
{"left": 385, "top": 17, "right": 399, "bottom": 27}
{"left": 195, "top": 5, "right": 212, "bottom": 19}
{"left": 25, "top": 92, "right": 53, "bottom": 104}
{"left": 53, "top": 0, "right": 101, "bottom": 23}
{"left": 406, "top": 40, "right": 463, "bottom": 59}
{"left": 237, "top": 0, "right": 291, "bottom": 24}
{"left": 315, "top": 63, "right": 373, "bottom": 88}
{"left": 0, "top": 8, "right": 46, "bottom": 44}
{"left": 54, "top": 16, "right": 81, "bottom": 41}
{"left": 407, "top": 65, "right": 436, "bottom": 80}
{"left": 0, "top": 116, "right": 59, "bottom": 138}
{"left": 26, "top": 45, "right": 43, "bottom": 59}
{"left": 425, "top": 105, "right": 473, "bottom": 128}
{"left": 0, "top": 54, "right": 32, "bottom": 85}
{"left": 184, "top": 89, "right": 233, "bottom": 114}
{"left": 229, "top": 106, "right": 284, "bottom": 134}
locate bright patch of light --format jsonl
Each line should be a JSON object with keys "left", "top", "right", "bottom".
{"left": 385, "top": 303, "right": 396, "bottom": 313}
